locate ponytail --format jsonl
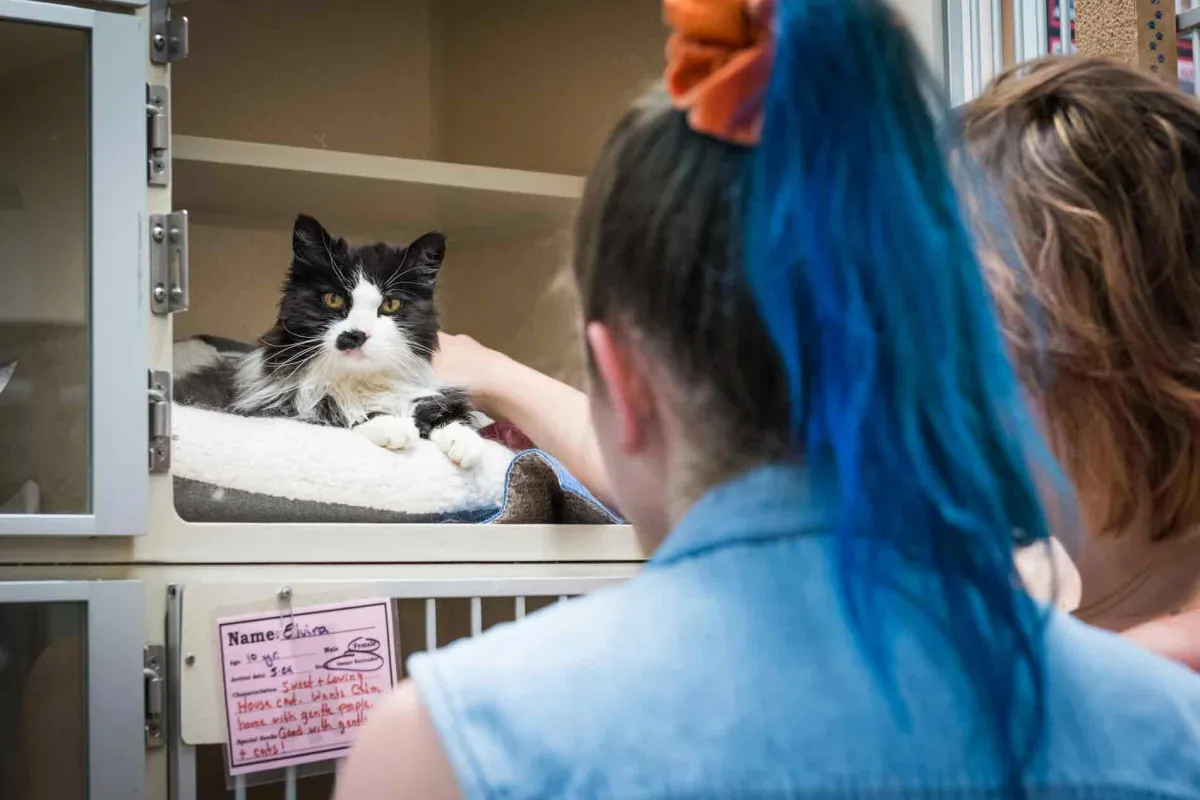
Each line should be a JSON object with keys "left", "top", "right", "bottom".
{"left": 745, "top": 0, "right": 1061, "bottom": 791}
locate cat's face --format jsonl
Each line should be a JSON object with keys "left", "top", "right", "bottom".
{"left": 265, "top": 215, "right": 445, "bottom": 380}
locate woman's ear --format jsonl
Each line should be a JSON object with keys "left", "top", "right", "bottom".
{"left": 586, "top": 321, "right": 654, "bottom": 455}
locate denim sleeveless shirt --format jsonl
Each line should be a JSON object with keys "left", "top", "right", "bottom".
{"left": 407, "top": 466, "right": 1200, "bottom": 799}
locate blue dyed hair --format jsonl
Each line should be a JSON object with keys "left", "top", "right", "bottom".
{"left": 746, "top": 0, "right": 1056, "bottom": 791}
{"left": 573, "top": 2, "right": 1062, "bottom": 789}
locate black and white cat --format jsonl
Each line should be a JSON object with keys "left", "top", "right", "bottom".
{"left": 175, "top": 214, "right": 485, "bottom": 468}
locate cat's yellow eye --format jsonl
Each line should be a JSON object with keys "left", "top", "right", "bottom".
{"left": 379, "top": 298, "right": 402, "bottom": 315}
{"left": 323, "top": 292, "right": 345, "bottom": 310}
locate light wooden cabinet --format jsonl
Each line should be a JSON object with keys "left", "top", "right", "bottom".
{"left": 141, "top": 0, "right": 663, "bottom": 563}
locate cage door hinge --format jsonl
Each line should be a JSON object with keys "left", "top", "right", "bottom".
{"left": 144, "top": 644, "right": 166, "bottom": 749}
{"left": 148, "top": 370, "right": 172, "bottom": 474}
{"left": 150, "top": 210, "right": 189, "bottom": 315}
{"left": 150, "top": 0, "right": 189, "bottom": 64}
{"left": 147, "top": 84, "right": 170, "bottom": 186}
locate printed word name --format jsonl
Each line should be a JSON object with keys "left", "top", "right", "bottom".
{"left": 226, "top": 622, "right": 331, "bottom": 647}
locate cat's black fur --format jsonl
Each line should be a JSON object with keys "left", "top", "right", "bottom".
{"left": 412, "top": 388, "right": 475, "bottom": 438}
{"left": 175, "top": 215, "right": 478, "bottom": 443}
{"left": 173, "top": 359, "right": 238, "bottom": 409}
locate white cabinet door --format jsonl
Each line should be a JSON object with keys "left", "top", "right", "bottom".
{"left": 0, "top": 0, "right": 147, "bottom": 536}
{"left": 0, "top": 580, "right": 146, "bottom": 800}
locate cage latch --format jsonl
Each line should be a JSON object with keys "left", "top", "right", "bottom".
{"left": 147, "top": 84, "right": 171, "bottom": 186}
{"left": 148, "top": 370, "right": 172, "bottom": 474}
{"left": 150, "top": 0, "right": 189, "bottom": 64}
{"left": 150, "top": 211, "right": 189, "bottom": 315}
{"left": 144, "top": 644, "right": 166, "bottom": 749}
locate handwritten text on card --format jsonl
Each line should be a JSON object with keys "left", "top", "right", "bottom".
{"left": 217, "top": 599, "right": 398, "bottom": 776}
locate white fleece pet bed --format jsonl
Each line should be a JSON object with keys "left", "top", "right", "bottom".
{"left": 170, "top": 338, "right": 514, "bottom": 523}
{"left": 173, "top": 405, "right": 514, "bottom": 522}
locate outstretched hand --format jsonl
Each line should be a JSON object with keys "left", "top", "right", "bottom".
{"left": 431, "top": 332, "right": 613, "bottom": 505}
{"left": 432, "top": 333, "right": 506, "bottom": 410}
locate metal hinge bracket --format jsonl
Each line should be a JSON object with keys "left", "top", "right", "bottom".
{"left": 150, "top": 211, "right": 189, "bottom": 315}
{"left": 149, "top": 370, "right": 172, "bottom": 474}
{"left": 144, "top": 644, "right": 166, "bottom": 749}
{"left": 150, "top": 0, "right": 189, "bottom": 64}
{"left": 147, "top": 84, "right": 170, "bottom": 186}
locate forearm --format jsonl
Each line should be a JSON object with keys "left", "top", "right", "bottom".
{"left": 476, "top": 356, "right": 615, "bottom": 508}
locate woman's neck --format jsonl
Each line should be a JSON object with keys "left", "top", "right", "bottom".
{"left": 1069, "top": 519, "right": 1200, "bottom": 631}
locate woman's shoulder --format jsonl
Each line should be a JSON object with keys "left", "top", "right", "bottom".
{"left": 1035, "top": 613, "right": 1200, "bottom": 794}
{"left": 403, "top": 571, "right": 1200, "bottom": 799}
{"left": 1046, "top": 610, "right": 1200, "bottom": 703}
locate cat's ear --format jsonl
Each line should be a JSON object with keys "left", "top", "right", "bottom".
{"left": 292, "top": 214, "right": 342, "bottom": 267}
{"left": 400, "top": 232, "right": 447, "bottom": 282}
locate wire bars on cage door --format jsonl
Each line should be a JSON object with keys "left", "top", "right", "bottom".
{"left": 945, "top": 0, "right": 1053, "bottom": 105}
{"left": 1180, "top": 0, "right": 1200, "bottom": 94}
{"left": 227, "top": 593, "right": 576, "bottom": 800}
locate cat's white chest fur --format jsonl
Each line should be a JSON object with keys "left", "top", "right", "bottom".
{"left": 232, "top": 350, "right": 486, "bottom": 468}
{"left": 314, "top": 374, "right": 436, "bottom": 424}
{"left": 233, "top": 349, "right": 437, "bottom": 422}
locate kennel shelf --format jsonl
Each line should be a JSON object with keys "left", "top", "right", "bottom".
{"left": 171, "top": 135, "right": 586, "bottom": 236}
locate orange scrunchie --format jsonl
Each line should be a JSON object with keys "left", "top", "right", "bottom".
{"left": 664, "top": 0, "right": 775, "bottom": 146}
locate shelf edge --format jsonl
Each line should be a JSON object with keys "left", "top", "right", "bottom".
{"left": 173, "top": 135, "right": 587, "bottom": 200}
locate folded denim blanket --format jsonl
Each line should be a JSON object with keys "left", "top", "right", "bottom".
{"left": 485, "top": 450, "right": 622, "bottom": 524}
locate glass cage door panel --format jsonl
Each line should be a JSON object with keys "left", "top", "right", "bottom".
{"left": 0, "top": 0, "right": 147, "bottom": 536}
{"left": 0, "top": 580, "right": 145, "bottom": 800}
{"left": 0, "top": 17, "right": 90, "bottom": 518}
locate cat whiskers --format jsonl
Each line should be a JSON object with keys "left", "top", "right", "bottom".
{"left": 399, "top": 338, "right": 436, "bottom": 358}
{"left": 382, "top": 263, "right": 427, "bottom": 292}
{"left": 267, "top": 336, "right": 323, "bottom": 356}
{"left": 369, "top": 337, "right": 433, "bottom": 381}
{"left": 266, "top": 342, "right": 325, "bottom": 374}
{"left": 264, "top": 334, "right": 324, "bottom": 358}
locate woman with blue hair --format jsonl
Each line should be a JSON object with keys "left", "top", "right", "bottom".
{"left": 337, "top": 1, "right": 1200, "bottom": 797}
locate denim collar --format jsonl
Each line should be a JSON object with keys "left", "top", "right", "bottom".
{"left": 650, "top": 463, "right": 832, "bottom": 568}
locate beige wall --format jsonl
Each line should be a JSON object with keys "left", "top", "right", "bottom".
{"left": 430, "top": 0, "right": 664, "bottom": 175}
{"left": 437, "top": 228, "right": 584, "bottom": 387}
{"left": 173, "top": 0, "right": 437, "bottom": 159}
{"left": 173, "top": 0, "right": 663, "bottom": 175}
{"left": 172, "top": 0, "right": 660, "bottom": 387}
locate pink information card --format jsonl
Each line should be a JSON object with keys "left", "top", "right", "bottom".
{"left": 217, "top": 598, "right": 398, "bottom": 776}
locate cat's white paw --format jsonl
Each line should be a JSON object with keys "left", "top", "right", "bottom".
{"left": 354, "top": 414, "right": 418, "bottom": 451}
{"left": 430, "top": 422, "right": 485, "bottom": 469}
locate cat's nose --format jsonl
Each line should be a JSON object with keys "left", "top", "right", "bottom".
{"left": 336, "top": 330, "right": 368, "bottom": 351}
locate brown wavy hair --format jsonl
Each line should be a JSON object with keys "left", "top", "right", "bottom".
{"left": 962, "top": 56, "right": 1200, "bottom": 542}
